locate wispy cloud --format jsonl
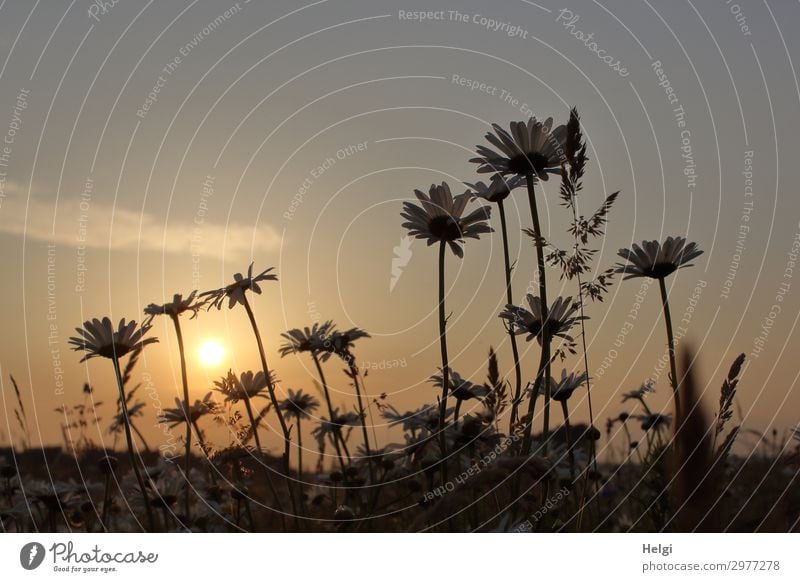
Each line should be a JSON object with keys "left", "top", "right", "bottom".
{"left": 0, "top": 187, "right": 281, "bottom": 259}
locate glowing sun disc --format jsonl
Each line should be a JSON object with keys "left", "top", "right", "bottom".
{"left": 198, "top": 339, "right": 224, "bottom": 367}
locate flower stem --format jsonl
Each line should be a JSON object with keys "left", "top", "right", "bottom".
{"left": 312, "top": 353, "right": 347, "bottom": 475}
{"left": 241, "top": 392, "right": 285, "bottom": 526}
{"left": 498, "top": 200, "right": 524, "bottom": 431}
{"left": 658, "top": 277, "right": 681, "bottom": 414}
{"left": 436, "top": 240, "right": 450, "bottom": 484}
{"left": 350, "top": 363, "right": 375, "bottom": 484}
{"left": 169, "top": 314, "right": 192, "bottom": 523}
{"left": 523, "top": 175, "right": 552, "bottom": 455}
{"left": 560, "top": 400, "right": 575, "bottom": 482}
{"left": 111, "top": 356, "right": 155, "bottom": 532}
{"left": 297, "top": 417, "right": 303, "bottom": 482}
{"left": 241, "top": 295, "right": 298, "bottom": 517}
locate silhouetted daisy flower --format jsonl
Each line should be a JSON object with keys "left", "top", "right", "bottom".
{"left": 499, "top": 295, "right": 585, "bottom": 344}
{"left": 615, "top": 237, "right": 703, "bottom": 280}
{"left": 621, "top": 380, "right": 655, "bottom": 404}
{"left": 400, "top": 181, "right": 493, "bottom": 258}
{"left": 429, "top": 369, "right": 489, "bottom": 401}
{"left": 68, "top": 317, "right": 158, "bottom": 362}
{"left": 638, "top": 413, "right": 672, "bottom": 432}
{"left": 201, "top": 263, "right": 277, "bottom": 309}
{"left": 143, "top": 291, "right": 202, "bottom": 318}
{"left": 326, "top": 327, "right": 370, "bottom": 361}
{"left": 541, "top": 369, "right": 588, "bottom": 402}
{"left": 465, "top": 174, "right": 524, "bottom": 203}
{"left": 279, "top": 389, "right": 320, "bottom": 421}
{"left": 471, "top": 117, "right": 567, "bottom": 180}
{"left": 214, "top": 370, "right": 276, "bottom": 403}
{"left": 278, "top": 321, "right": 336, "bottom": 358}
{"left": 158, "top": 392, "right": 217, "bottom": 428}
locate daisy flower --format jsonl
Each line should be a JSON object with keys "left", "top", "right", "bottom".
{"left": 500, "top": 295, "right": 585, "bottom": 344}
{"left": 470, "top": 117, "right": 567, "bottom": 180}
{"left": 201, "top": 263, "right": 277, "bottom": 310}
{"left": 400, "top": 181, "right": 493, "bottom": 258}
{"left": 68, "top": 318, "right": 158, "bottom": 362}
{"left": 465, "top": 174, "right": 524, "bottom": 203}
{"left": 615, "top": 237, "right": 703, "bottom": 280}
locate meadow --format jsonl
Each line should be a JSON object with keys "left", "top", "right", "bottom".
{"left": 2, "top": 112, "right": 798, "bottom": 533}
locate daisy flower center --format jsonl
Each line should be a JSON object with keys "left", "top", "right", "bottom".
{"left": 507, "top": 152, "right": 551, "bottom": 176}
{"left": 428, "top": 215, "right": 463, "bottom": 241}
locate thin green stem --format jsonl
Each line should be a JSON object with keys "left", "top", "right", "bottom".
{"left": 436, "top": 240, "right": 450, "bottom": 485}
{"left": 658, "top": 277, "right": 681, "bottom": 414}
{"left": 523, "top": 175, "right": 552, "bottom": 455}
{"left": 350, "top": 363, "right": 375, "bottom": 483}
{"left": 297, "top": 417, "right": 303, "bottom": 482}
{"left": 241, "top": 294, "right": 299, "bottom": 525}
{"left": 312, "top": 353, "right": 347, "bottom": 475}
{"left": 498, "top": 200, "right": 524, "bottom": 431}
{"left": 169, "top": 314, "right": 192, "bottom": 522}
{"left": 560, "top": 400, "right": 575, "bottom": 482}
{"left": 111, "top": 356, "right": 155, "bottom": 532}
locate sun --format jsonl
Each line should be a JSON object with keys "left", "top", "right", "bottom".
{"left": 198, "top": 339, "right": 224, "bottom": 367}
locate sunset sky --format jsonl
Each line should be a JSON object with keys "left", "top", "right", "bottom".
{"left": 1, "top": 0, "right": 798, "bottom": 461}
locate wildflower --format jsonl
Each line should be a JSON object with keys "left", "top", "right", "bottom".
{"left": 279, "top": 389, "right": 320, "bottom": 421}
{"left": 500, "top": 295, "right": 585, "bottom": 344}
{"left": 541, "top": 369, "right": 588, "bottom": 402}
{"left": 615, "top": 239, "right": 704, "bottom": 413}
{"left": 326, "top": 327, "right": 371, "bottom": 362}
{"left": 465, "top": 174, "right": 524, "bottom": 203}
{"left": 214, "top": 370, "right": 275, "bottom": 403}
{"left": 68, "top": 318, "right": 158, "bottom": 362}
{"left": 638, "top": 413, "right": 672, "bottom": 432}
{"left": 158, "top": 392, "right": 217, "bottom": 428}
{"left": 143, "top": 291, "right": 202, "bottom": 318}
{"left": 278, "top": 321, "right": 336, "bottom": 358}
{"left": 470, "top": 117, "right": 567, "bottom": 180}
{"left": 429, "top": 369, "right": 489, "bottom": 401}
{"left": 400, "top": 182, "right": 492, "bottom": 258}
{"left": 621, "top": 380, "right": 655, "bottom": 403}
{"left": 615, "top": 237, "right": 703, "bottom": 280}
{"left": 200, "top": 263, "right": 277, "bottom": 310}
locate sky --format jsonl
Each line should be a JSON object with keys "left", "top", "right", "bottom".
{"left": 0, "top": 0, "right": 798, "bottom": 463}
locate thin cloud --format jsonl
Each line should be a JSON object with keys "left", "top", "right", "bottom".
{"left": 0, "top": 189, "right": 280, "bottom": 259}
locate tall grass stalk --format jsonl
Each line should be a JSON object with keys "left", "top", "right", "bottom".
{"left": 110, "top": 355, "right": 155, "bottom": 531}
